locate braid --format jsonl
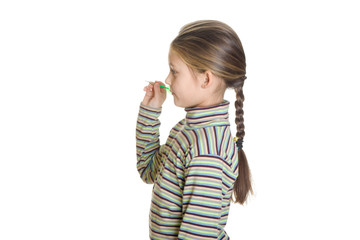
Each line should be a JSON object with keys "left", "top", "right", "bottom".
{"left": 232, "top": 77, "right": 253, "bottom": 204}
{"left": 234, "top": 82, "right": 245, "bottom": 140}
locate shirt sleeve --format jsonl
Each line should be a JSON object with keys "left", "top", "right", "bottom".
{"left": 178, "top": 155, "right": 225, "bottom": 240}
{"left": 136, "top": 104, "right": 163, "bottom": 184}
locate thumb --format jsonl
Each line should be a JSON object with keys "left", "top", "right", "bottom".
{"left": 154, "top": 81, "right": 167, "bottom": 94}
{"left": 153, "top": 82, "right": 162, "bottom": 95}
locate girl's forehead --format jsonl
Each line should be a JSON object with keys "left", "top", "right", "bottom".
{"left": 168, "top": 50, "right": 184, "bottom": 66}
{"left": 168, "top": 49, "right": 177, "bottom": 61}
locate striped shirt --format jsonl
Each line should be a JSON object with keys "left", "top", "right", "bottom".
{"left": 136, "top": 100, "right": 238, "bottom": 240}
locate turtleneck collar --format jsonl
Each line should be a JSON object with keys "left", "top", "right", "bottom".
{"left": 184, "top": 100, "right": 230, "bottom": 128}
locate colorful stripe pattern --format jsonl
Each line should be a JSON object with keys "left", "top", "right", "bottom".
{"left": 136, "top": 101, "right": 238, "bottom": 240}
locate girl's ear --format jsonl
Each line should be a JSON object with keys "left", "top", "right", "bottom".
{"left": 201, "top": 71, "right": 212, "bottom": 88}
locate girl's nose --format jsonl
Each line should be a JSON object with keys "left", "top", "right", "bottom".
{"left": 165, "top": 73, "right": 171, "bottom": 85}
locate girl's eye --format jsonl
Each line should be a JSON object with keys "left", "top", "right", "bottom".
{"left": 171, "top": 68, "right": 177, "bottom": 74}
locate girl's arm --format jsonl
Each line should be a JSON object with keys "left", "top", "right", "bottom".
{"left": 136, "top": 81, "right": 167, "bottom": 183}
{"left": 136, "top": 104, "right": 163, "bottom": 184}
{"left": 178, "top": 155, "right": 229, "bottom": 239}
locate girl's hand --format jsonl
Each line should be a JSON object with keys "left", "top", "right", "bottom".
{"left": 142, "top": 81, "right": 167, "bottom": 109}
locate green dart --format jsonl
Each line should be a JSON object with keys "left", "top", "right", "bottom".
{"left": 146, "top": 81, "right": 171, "bottom": 93}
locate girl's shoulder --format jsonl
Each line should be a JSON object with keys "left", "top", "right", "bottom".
{"left": 183, "top": 125, "right": 234, "bottom": 158}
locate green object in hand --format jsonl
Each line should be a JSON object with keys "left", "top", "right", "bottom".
{"left": 146, "top": 81, "right": 171, "bottom": 93}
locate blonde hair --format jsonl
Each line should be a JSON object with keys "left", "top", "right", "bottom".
{"left": 171, "top": 20, "right": 252, "bottom": 204}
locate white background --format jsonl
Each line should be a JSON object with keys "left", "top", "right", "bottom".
{"left": 1, "top": 0, "right": 359, "bottom": 239}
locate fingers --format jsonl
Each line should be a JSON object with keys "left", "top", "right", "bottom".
{"left": 143, "top": 83, "right": 154, "bottom": 92}
{"left": 142, "top": 81, "right": 166, "bottom": 108}
{"left": 153, "top": 81, "right": 167, "bottom": 95}
{"left": 142, "top": 84, "right": 153, "bottom": 105}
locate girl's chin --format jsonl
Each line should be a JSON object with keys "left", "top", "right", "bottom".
{"left": 173, "top": 97, "right": 180, "bottom": 107}
{"left": 173, "top": 95, "right": 184, "bottom": 108}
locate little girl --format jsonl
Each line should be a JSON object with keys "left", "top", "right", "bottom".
{"left": 136, "top": 20, "right": 252, "bottom": 240}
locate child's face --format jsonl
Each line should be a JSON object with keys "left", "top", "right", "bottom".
{"left": 165, "top": 49, "right": 208, "bottom": 108}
